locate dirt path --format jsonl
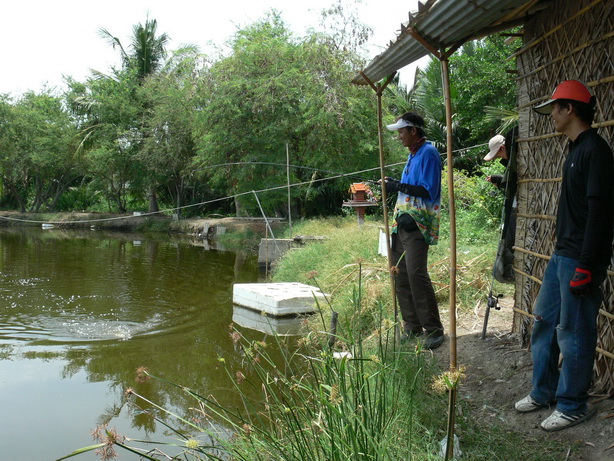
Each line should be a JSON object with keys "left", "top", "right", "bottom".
{"left": 430, "top": 297, "right": 614, "bottom": 460}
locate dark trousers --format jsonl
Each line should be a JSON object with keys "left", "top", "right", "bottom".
{"left": 391, "top": 228, "right": 443, "bottom": 335}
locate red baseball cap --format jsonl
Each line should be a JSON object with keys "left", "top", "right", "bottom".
{"left": 533, "top": 80, "right": 593, "bottom": 114}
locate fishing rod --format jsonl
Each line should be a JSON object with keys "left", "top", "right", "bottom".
{"left": 192, "top": 161, "right": 383, "bottom": 184}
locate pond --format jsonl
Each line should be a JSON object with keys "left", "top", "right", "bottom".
{"left": 0, "top": 227, "right": 298, "bottom": 460}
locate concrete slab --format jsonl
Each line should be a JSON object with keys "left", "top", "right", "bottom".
{"left": 232, "top": 282, "right": 326, "bottom": 316}
{"left": 232, "top": 305, "right": 307, "bottom": 336}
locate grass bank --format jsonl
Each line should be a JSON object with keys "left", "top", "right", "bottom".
{"left": 258, "top": 216, "right": 565, "bottom": 460}
{"left": 271, "top": 214, "right": 511, "bottom": 333}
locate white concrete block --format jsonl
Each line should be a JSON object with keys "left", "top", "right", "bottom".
{"left": 233, "top": 282, "right": 326, "bottom": 316}
{"left": 232, "top": 306, "right": 306, "bottom": 336}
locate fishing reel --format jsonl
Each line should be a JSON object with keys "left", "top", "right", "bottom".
{"left": 487, "top": 293, "right": 503, "bottom": 310}
{"left": 482, "top": 292, "right": 503, "bottom": 340}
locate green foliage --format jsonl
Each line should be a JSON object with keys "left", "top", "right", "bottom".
{"left": 1, "top": 16, "right": 518, "bottom": 222}
{"left": 449, "top": 35, "right": 518, "bottom": 146}
{"left": 441, "top": 165, "right": 505, "bottom": 232}
{"left": 99, "top": 18, "right": 170, "bottom": 82}
{"left": 53, "top": 183, "right": 103, "bottom": 212}
{"left": 137, "top": 46, "right": 202, "bottom": 211}
{"left": 385, "top": 33, "right": 518, "bottom": 173}
{"left": 0, "top": 90, "right": 80, "bottom": 212}
{"left": 193, "top": 11, "right": 378, "bottom": 218}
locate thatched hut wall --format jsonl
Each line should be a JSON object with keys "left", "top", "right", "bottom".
{"left": 513, "top": 0, "right": 614, "bottom": 394}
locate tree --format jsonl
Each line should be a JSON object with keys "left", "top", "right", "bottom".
{"left": 138, "top": 46, "right": 203, "bottom": 214}
{"left": 0, "top": 91, "right": 78, "bottom": 212}
{"left": 99, "top": 18, "right": 169, "bottom": 82}
{"left": 98, "top": 18, "right": 171, "bottom": 212}
{"left": 66, "top": 69, "right": 145, "bottom": 212}
{"left": 449, "top": 35, "right": 517, "bottom": 145}
{"left": 193, "top": 11, "right": 379, "bottom": 217}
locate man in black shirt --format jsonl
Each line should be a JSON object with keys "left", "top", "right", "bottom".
{"left": 484, "top": 128, "right": 518, "bottom": 282}
{"left": 514, "top": 80, "right": 613, "bottom": 431}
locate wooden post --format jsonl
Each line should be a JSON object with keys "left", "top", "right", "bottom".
{"left": 360, "top": 71, "right": 400, "bottom": 347}
{"left": 286, "top": 143, "right": 292, "bottom": 234}
{"left": 441, "top": 56, "right": 458, "bottom": 461}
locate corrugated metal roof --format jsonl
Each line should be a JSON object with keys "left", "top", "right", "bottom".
{"left": 353, "top": 0, "right": 543, "bottom": 85}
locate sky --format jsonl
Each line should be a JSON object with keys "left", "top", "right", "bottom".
{"left": 1, "top": 0, "right": 431, "bottom": 97}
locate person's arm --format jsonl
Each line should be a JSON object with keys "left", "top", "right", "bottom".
{"left": 579, "top": 196, "right": 612, "bottom": 267}
{"left": 488, "top": 174, "right": 504, "bottom": 185}
{"left": 570, "top": 144, "right": 614, "bottom": 295}
{"left": 382, "top": 178, "right": 430, "bottom": 198}
{"left": 570, "top": 197, "right": 612, "bottom": 295}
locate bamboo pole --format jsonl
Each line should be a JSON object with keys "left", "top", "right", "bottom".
{"left": 508, "top": 0, "right": 604, "bottom": 59}
{"left": 596, "top": 347, "right": 614, "bottom": 361}
{"left": 513, "top": 247, "right": 614, "bottom": 277}
{"left": 513, "top": 246, "right": 550, "bottom": 260}
{"left": 516, "top": 212, "right": 556, "bottom": 221}
{"left": 513, "top": 307, "right": 535, "bottom": 319}
{"left": 512, "top": 267, "right": 543, "bottom": 285}
{"left": 517, "top": 118, "right": 614, "bottom": 143}
{"left": 515, "top": 31, "right": 614, "bottom": 81}
{"left": 441, "top": 58, "right": 457, "bottom": 370}
{"left": 517, "top": 75, "right": 614, "bottom": 111}
{"left": 359, "top": 71, "right": 400, "bottom": 347}
{"left": 517, "top": 178, "right": 561, "bottom": 184}
{"left": 286, "top": 144, "right": 292, "bottom": 233}
{"left": 441, "top": 56, "right": 458, "bottom": 461}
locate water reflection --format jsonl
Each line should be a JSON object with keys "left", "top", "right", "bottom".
{"left": 0, "top": 226, "right": 294, "bottom": 460}
{"left": 232, "top": 305, "right": 309, "bottom": 336}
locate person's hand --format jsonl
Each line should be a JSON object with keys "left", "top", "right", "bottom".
{"left": 381, "top": 177, "right": 400, "bottom": 193}
{"left": 569, "top": 267, "right": 592, "bottom": 296}
{"left": 486, "top": 175, "right": 493, "bottom": 183}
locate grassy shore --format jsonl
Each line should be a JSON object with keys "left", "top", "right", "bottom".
{"left": 256, "top": 216, "right": 567, "bottom": 460}
{"left": 271, "top": 215, "right": 510, "bottom": 329}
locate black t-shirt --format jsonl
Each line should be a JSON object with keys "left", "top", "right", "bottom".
{"left": 554, "top": 129, "right": 614, "bottom": 267}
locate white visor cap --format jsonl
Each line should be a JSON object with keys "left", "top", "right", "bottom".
{"left": 386, "top": 119, "right": 415, "bottom": 131}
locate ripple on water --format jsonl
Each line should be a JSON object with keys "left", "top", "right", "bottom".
{"left": 60, "top": 318, "right": 156, "bottom": 341}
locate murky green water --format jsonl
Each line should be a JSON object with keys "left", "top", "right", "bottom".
{"left": 0, "top": 227, "right": 295, "bottom": 460}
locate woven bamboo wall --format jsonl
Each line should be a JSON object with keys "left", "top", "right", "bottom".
{"left": 513, "top": 0, "right": 614, "bottom": 395}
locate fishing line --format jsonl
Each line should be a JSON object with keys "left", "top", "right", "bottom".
{"left": 0, "top": 142, "right": 489, "bottom": 225}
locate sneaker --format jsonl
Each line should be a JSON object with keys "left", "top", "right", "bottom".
{"left": 540, "top": 409, "right": 594, "bottom": 432}
{"left": 424, "top": 333, "right": 444, "bottom": 350}
{"left": 515, "top": 395, "right": 549, "bottom": 413}
{"left": 401, "top": 330, "right": 424, "bottom": 343}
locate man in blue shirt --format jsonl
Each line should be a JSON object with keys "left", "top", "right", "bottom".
{"left": 383, "top": 111, "right": 444, "bottom": 350}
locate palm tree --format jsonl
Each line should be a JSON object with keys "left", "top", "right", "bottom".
{"left": 483, "top": 106, "right": 519, "bottom": 136}
{"left": 99, "top": 18, "right": 170, "bottom": 212}
{"left": 99, "top": 18, "right": 169, "bottom": 82}
{"left": 387, "top": 59, "right": 465, "bottom": 157}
